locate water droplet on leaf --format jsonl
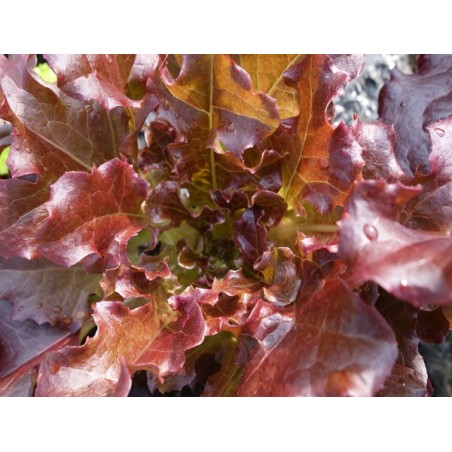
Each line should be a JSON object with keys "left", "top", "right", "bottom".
{"left": 401, "top": 278, "right": 408, "bottom": 287}
{"left": 400, "top": 102, "right": 406, "bottom": 108}
{"left": 178, "top": 188, "right": 190, "bottom": 207}
{"left": 319, "top": 158, "right": 330, "bottom": 170}
{"left": 434, "top": 127, "right": 445, "bottom": 137}
{"left": 363, "top": 224, "right": 378, "bottom": 241}
{"left": 17, "top": 305, "right": 24, "bottom": 312}
{"left": 54, "top": 306, "right": 62, "bottom": 314}
{"left": 279, "top": 122, "right": 292, "bottom": 133}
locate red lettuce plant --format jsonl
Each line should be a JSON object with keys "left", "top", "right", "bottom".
{"left": 0, "top": 54, "right": 450, "bottom": 397}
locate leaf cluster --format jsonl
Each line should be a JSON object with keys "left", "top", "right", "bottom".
{"left": 0, "top": 54, "right": 450, "bottom": 396}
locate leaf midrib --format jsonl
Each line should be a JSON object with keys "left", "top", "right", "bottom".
{"left": 283, "top": 56, "right": 314, "bottom": 202}
{"left": 267, "top": 54, "right": 305, "bottom": 97}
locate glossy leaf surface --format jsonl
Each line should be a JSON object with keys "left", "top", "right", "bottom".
{"left": 37, "top": 158, "right": 149, "bottom": 272}
{"left": 238, "top": 278, "right": 397, "bottom": 396}
{"left": 45, "top": 54, "right": 159, "bottom": 108}
{"left": 0, "top": 257, "right": 100, "bottom": 329}
{"left": 36, "top": 297, "right": 205, "bottom": 396}
{"left": 154, "top": 54, "right": 280, "bottom": 156}
{"left": 1, "top": 54, "right": 449, "bottom": 397}
{"left": 339, "top": 180, "right": 452, "bottom": 307}
{"left": 376, "top": 290, "right": 431, "bottom": 397}
{"left": 379, "top": 54, "right": 452, "bottom": 176}
{"left": 0, "top": 302, "right": 71, "bottom": 380}
{"left": 269, "top": 54, "right": 364, "bottom": 214}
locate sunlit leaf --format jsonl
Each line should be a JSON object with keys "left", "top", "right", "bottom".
{"left": 238, "top": 278, "right": 397, "bottom": 396}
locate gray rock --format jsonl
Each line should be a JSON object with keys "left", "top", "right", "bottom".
{"left": 334, "top": 54, "right": 416, "bottom": 125}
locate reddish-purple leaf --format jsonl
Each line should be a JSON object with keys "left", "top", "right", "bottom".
{"left": 0, "top": 55, "right": 137, "bottom": 172}
{"left": 269, "top": 54, "right": 364, "bottom": 214}
{"left": 0, "top": 256, "right": 100, "bottom": 329}
{"left": 36, "top": 302, "right": 158, "bottom": 396}
{"left": 238, "top": 278, "right": 397, "bottom": 396}
{"left": 173, "top": 287, "right": 223, "bottom": 336}
{"left": 233, "top": 207, "right": 269, "bottom": 265}
{"left": 36, "top": 295, "right": 206, "bottom": 396}
{"left": 339, "top": 180, "right": 452, "bottom": 307}
{"left": 145, "top": 55, "right": 283, "bottom": 222}
{"left": 352, "top": 119, "right": 405, "bottom": 182}
{"left": 213, "top": 189, "right": 286, "bottom": 228}
{"left": 34, "top": 158, "right": 149, "bottom": 272}
{"left": 216, "top": 148, "right": 284, "bottom": 194}
{"left": 197, "top": 283, "right": 262, "bottom": 336}
{"left": 296, "top": 232, "right": 339, "bottom": 256}
{"left": 139, "top": 57, "right": 286, "bottom": 236}
{"left": 140, "top": 118, "right": 177, "bottom": 180}
{"left": 377, "top": 363, "right": 430, "bottom": 397}
{"left": 45, "top": 54, "right": 159, "bottom": 109}
{"left": 149, "top": 331, "right": 246, "bottom": 396}
{"left": 254, "top": 247, "right": 301, "bottom": 306}
{"left": 404, "top": 118, "right": 452, "bottom": 234}
{"left": 376, "top": 290, "right": 431, "bottom": 397}
{"left": 0, "top": 301, "right": 71, "bottom": 380}
{"left": 2, "top": 54, "right": 450, "bottom": 397}
{"left": 135, "top": 291, "right": 207, "bottom": 376}
{"left": 111, "top": 359, "right": 133, "bottom": 397}
{"left": 0, "top": 55, "right": 155, "bottom": 260}
{"left": 142, "top": 55, "right": 284, "bottom": 232}
{"left": 212, "top": 268, "right": 263, "bottom": 297}
{"left": 330, "top": 54, "right": 365, "bottom": 80}
{"left": 0, "top": 366, "right": 36, "bottom": 397}
{"left": 379, "top": 54, "right": 452, "bottom": 176}
{"left": 145, "top": 181, "right": 199, "bottom": 228}
{"left": 0, "top": 176, "right": 49, "bottom": 260}
{"left": 144, "top": 178, "right": 225, "bottom": 238}
{"left": 101, "top": 261, "right": 171, "bottom": 301}
{"left": 0, "top": 118, "right": 11, "bottom": 150}
{"left": 124, "top": 54, "right": 160, "bottom": 99}
{"left": 154, "top": 54, "right": 280, "bottom": 157}
{"left": 247, "top": 191, "right": 287, "bottom": 227}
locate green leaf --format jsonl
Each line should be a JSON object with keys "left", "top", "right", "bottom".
{"left": 33, "top": 63, "right": 57, "bottom": 84}
{"left": 0, "top": 146, "right": 10, "bottom": 176}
